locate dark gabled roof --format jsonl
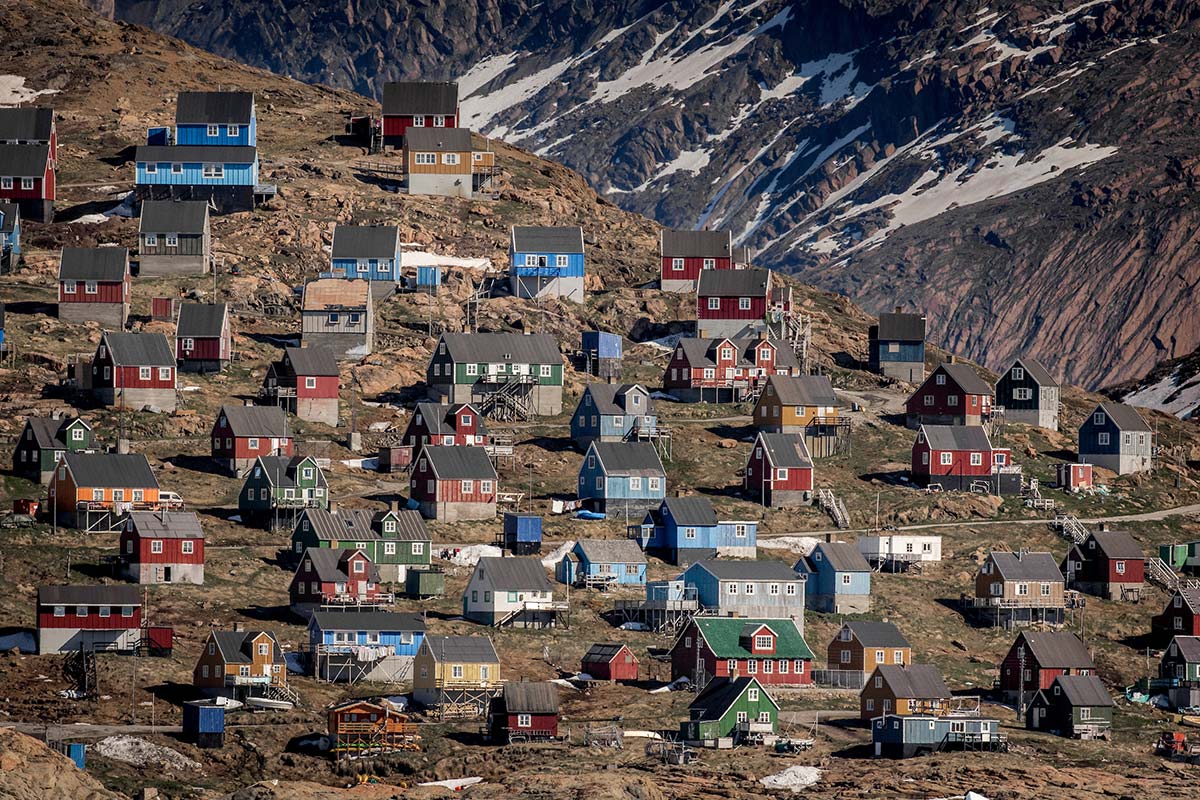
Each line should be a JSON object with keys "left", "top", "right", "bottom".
{"left": 756, "top": 432, "right": 813, "bottom": 469}
{"left": 210, "top": 630, "right": 282, "bottom": 664}
{"left": 310, "top": 610, "right": 425, "bottom": 633}
{"left": 661, "top": 228, "right": 732, "bottom": 259}
{"left": 0, "top": 107, "right": 54, "bottom": 141}
{"left": 24, "top": 416, "right": 88, "bottom": 450}
{"left": 511, "top": 226, "right": 584, "bottom": 254}
{"left": 218, "top": 404, "right": 289, "bottom": 438}
{"left": 301, "top": 506, "right": 429, "bottom": 542}
{"left": 103, "top": 332, "right": 174, "bottom": 367}
{"left": 842, "top": 621, "right": 911, "bottom": 649}
{"left": 59, "top": 247, "right": 128, "bottom": 282}
{"left": 874, "top": 664, "right": 951, "bottom": 699}
{"left": 302, "top": 547, "right": 381, "bottom": 584}
{"left": 177, "top": 303, "right": 228, "bottom": 338}
{"left": 688, "top": 676, "right": 777, "bottom": 721}
{"left": 476, "top": 556, "right": 553, "bottom": 592}
{"left": 405, "top": 127, "right": 472, "bottom": 152}
{"left": 135, "top": 145, "right": 258, "bottom": 164}
{"left": 438, "top": 332, "right": 560, "bottom": 364}
{"left": 872, "top": 312, "right": 926, "bottom": 341}
{"left": 253, "top": 456, "right": 326, "bottom": 489}
{"left": 590, "top": 441, "right": 664, "bottom": 476}
{"left": 284, "top": 346, "right": 339, "bottom": 377}
{"left": 0, "top": 202, "right": 19, "bottom": 234}
{"left": 175, "top": 91, "right": 254, "bottom": 125}
{"left": 423, "top": 634, "right": 499, "bottom": 663}
{"left": 414, "top": 402, "right": 489, "bottom": 437}
{"left": 766, "top": 374, "right": 838, "bottom": 407}
{"left": 63, "top": 452, "right": 158, "bottom": 489}
{"left": 934, "top": 363, "right": 992, "bottom": 396}
{"left": 0, "top": 144, "right": 50, "bottom": 177}
{"left": 1093, "top": 402, "right": 1152, "bottom": 432}
{"left": 1009, "top": 357, "right": 1057, "bottom": 387}
{"left": 1169, "top": 636, "right": 1200, "bottom": 663}
{"left": 919, "top": 424, "right": 992, "bottom": 452}
{"left": 691, "top": 559, "right": 799, "bottom": 581}
{"left": 662, "top": 496, "right": 718, "bottom": 527}
{"left": 1086, "top": 530, "right": 1143, "bottom": 560}
{"left": 424, "top": 446, "right": 497, "bottom": 481}
{"left": 800, "top": 541, "right": 871, "bottom": 574}
{"left": 697, "top": 267, "right": 770, "bottom": 297}
{"left": 574, "top": 539, "right": 647, "bottom": 565}
{"left": 675, "top": 337, "right": 802, "bottom": 371}
{"left": 502, "top": 681, "right": 559, "bottom": 714}
{"left": 127, "top": 511, "right": 204, "bottom": 540}
{"left": 582, "top": 642, "right": 634, "bottom": 664}
{"left": 138, "top": 200, "right": 209, "bottom": 234}
{"left": 1020, "top": 631, "right": 1093, "bottom": 669}
{"left": 581, "top": 384, "right": 649, "bottom": 416}
{"left": 1049, "top": 674, "right": 1112, "bottom": 707}
{"left": 989, "top": 551, "right": 1062, "bottom": 583}
{"left": 331, "top": 225, "right": 400, "bottom": 259}
{"left": 38, "top": 584, "right": 141, "bottom": 607}
{"left": 382, "top": 81, "right": 459, "bottom": 116}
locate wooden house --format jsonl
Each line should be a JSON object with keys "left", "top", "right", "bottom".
{"left": 678, "top": 559, "right": 804, "bottom": 622}
{"left": 292, "top": 504, "right": 431, "bottom": 582}
{"left": 555, "top": 539, "right": 647, "bottom": 588}
{"left": 301, "top": 278, "right": 373, "bottom": 360}
{"left": 412, "top": 635, "right": 502, "bottom": 715}
{"left": 13, "top": 415, "right": 94, "bottom": 484}
{"left": 860, "top": 664, "right": 951, "bottom": 720}
{"left": 794, "top": 542, "right": 872, "bottom": 614}
{"left": 193, "top": 629, "right": 287, "bottom": 700}
{"left": 0, "top": 143, "right": 55, "bottom": 222}
{"left": 973, "top": 551, "right": 1066, "bottom": 628}
{"left": 910, "top": 424, "right": 1019, "bottom": 494}
{"left": 570, "top": 383, "right": 655, "bottom": 450}
{"left": 580, "top": 330, "right": 623, "bottom": 379}
{"left": 670, "top": 617, "right": 813, "bottom": 687}
{"left": 1026, "top": 674, "right": 1113, "bottom": 739}
{"left": 0, "top": 201, "right": 20, "bottom": 267}
{"left": 58, "top": 247, "right": 130, "bottom": 327}
{"left": 36, "top": 584, "right": 141, "bottom": 655}
{"left": 871, "top": 714, "right": 1004, "bottom": 758}
{"left": 89, "top": 331, "right": 178, "bottom": 412}
{"left": 663, "top": 336, "right": 802, "bottom": 403}
{"left": 1064, "top": 529, "right": 1144, "bottom": 601}
{"left": 1153, "top": 588, "right": 1200, "bottom": 641}
{"left": 743, "top": 431, "right": 814, "bottom": 507}
{"left": 1159, "top": 635, "right": 1200, "bottom": 682}
{"left": 679, "top": 676, "right": 779, "bottom": 746}
{"left": 1057, "top": 462, "right": 1095, "bottom": 493}
{"left": 328, "top": 224, "right": 401, "bottom": 284}
{"left": 120, "top": 510, "right": 205, "bottom": 585}
{"left": 998, "top": 630, "right": 1094, "bottom": 701}
{"left": 0, "top": 106, "right": 57, "bottom": 160}
{"left": 1078, "top": 402, "right": 1153, "bottom": 475}
{"left": 488, "top": 681, "right": 560, "bottom": 744}
{"left": 327, "top": 698, "right": 420, "bottom": 758}
{"left": 753, "top": 374, "right": 847, "bottom": 457}
{"left": 174, "top": 91, "right": 257, "bottom": 146}
{"left": 868, "top": 309, "right": 926, "bottom": 383}
{"left": 464, "top": 556, "right": 565, "bottom": 628}
{"left": 696, "top": 268, "right": 772, "bottom": 339}
{"left": 309, "top": 610, "right": 425, "bottom": 684}
{"left": 857, "top": 534, "right": 942, "bottom": 571}
{"left": 238, "top": 455, "right": 328, "bottom": 528}
{"left": 289, "top": 547, "right": 386, "bottom": 619}
{"left": 426, "top": 332, "right": 563, "bottom": 417}
{"left": 381, "top": 80, "right": 459, "bottom": 147}
{"left": 405, "top": 127, "right": 476, "bottom": 199}
{"left": 410, "top": 445, "right": 497, "bottom": 522}
{"left": 581, "top": 643, "right": 640, "bottom": 682}
{"left": 828, "top": 621, "right": 912, "bottom": 679}
{"left": 211, "top": 403, "right": 293, "bottom": 475}
{"left": 176, "top": 302, "right": 231, "bottom": 372}
{"left": 262, "top": 346, "right": 340, "bottom": 426}
{"left": 135, "top": 144, "right": 261, "bottom": 214}
{"left": 630, "top": 496, "right": 757, "bottom": 565}
{"left": 52, "top": 452, "right": 161, "bottom": 531}
{"left": 509, "top": 225, "right": 585, "bottom": 303}
{"left": 996, "top": 358, "right": 1060, "bottom": 431}
{"left": 904, "top": 362, "right": 993, "bottom": 429}
{"left": 402, "top": 402, "right": 489, "bottom": 459}
{"left": 577, "top": 441, "right": 666, "bottom": 514}
{"left": 138, "top": 200, "right": 211, "bottom": 275}
{"left": 659, "top": 228, "right": 737, "bottom": 293}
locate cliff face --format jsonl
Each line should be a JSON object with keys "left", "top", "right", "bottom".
{"left": 86, "top": 0, "right": 1200, "bottom": 387}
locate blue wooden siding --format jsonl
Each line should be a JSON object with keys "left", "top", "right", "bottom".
{"left": 307, "top": 622, "right": 424, "bottom": 657}
{"left": 330, "top": 256, "right": 400, "bottom": 282}
{"left": 1, "top": 221, "right": 17, "bottom": 255}
{"left": 578, "top": 469, "right": 665, "bottom": 504}
{"left": 136, "top": 160, "right": 258, "bottom": 187}
{"left": 175, "top": 117, "right": 256, "bottom": 146}
{"left": 571, "top": 410, "right": 644, "bottom": 443}
{"left": 871, "top": 341, "right": 925, "bottom": 364}
{"left": 511, "top": 250, "right": 585, "bottom": 279}
{"left": 643, "top": 511, "right": 755, "bottom": 553}
{"left": 799, "top": 562, "right": 871, "bottom": 599}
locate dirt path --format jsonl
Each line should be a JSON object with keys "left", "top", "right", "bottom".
{"left": 1, "top": 722, "right": 183, "bottom": 738}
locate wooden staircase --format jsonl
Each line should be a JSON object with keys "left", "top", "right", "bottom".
{"left": 817, "top": 488, "right": 850, "bottom": 529}
{"left": 1145, "top": 557, "right": 1200, "bottom": 593}
{"left": 1052, "top": 513, "right": 1088, "bottom": 545}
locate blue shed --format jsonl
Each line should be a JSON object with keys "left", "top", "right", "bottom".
{"left": 630, "top": 497, "right": 757, "bottom": 565}
{"left": 0, "top": 201, "right": 20, "bottom": 262}
{"left": 146, "top": 127, "right": 172, "bottom": 146}
{"left": 510, "top": 225, "right": 585, "bottom": 303}
{"left": 64, "top": 742, "right": 87, "bottom": 769}
{"left": 570, "top": 383, "right": 654, "bottom": 450}
{"left": 183, "top": 700, "right": 227, "bottom": 748}
{"left": 872, "top": 714, "right": 1004, "bottom": 758}
{"left": 794, "top": 541, "right": 872, "bottom": 614}
{"left": 556, "top": 538, "right": 647, "bottom": 587}
{"left": 329, "top": 224, "right": 401, "bottom": 283}
{"left": 581, "top": 331, "right": 622, "bottom": 360}
{"left": 578, "top": 441, "right": 666, "bottom": 515}
{"left": 503, "top": 513, "right": 543, "bottom": 555}
{"left": 416, "top": 266, "right": 443, "bottom": 288}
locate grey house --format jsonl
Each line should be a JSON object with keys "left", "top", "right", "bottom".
{"left": 301, "top": 278, "right": 374, "bottom": 360}
{"left": 138, "top": 200, "right": 211, "bottom": 276}
{"left": 868, "top": 310, "right": 926, "bottom": 383}
{"left": 996, "top": 358, "right": 1059, "bottom": 431}
{"left": 1078, "top": 402, "right": 1153, "bottom": 475}
{"left": 678, "top": 559, "right": 806, "bottom": 626}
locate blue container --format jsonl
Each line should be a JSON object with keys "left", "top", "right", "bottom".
{"left": 65, "top": 743, "right": 86, "bottom": 769}
{"left": 183, "top": 701, "right": 226, "bottom": 735}
{"left": 503, "top": 513, "right": 543, "bottom": 554}
{"left": 146, "top": 127, "right": 171, "bottom": 145}
{"left": 416, "top": 266, "right": 442, "bottom": 287}
{"left": 582, "top": 331, "right": 622, "bottom": 360}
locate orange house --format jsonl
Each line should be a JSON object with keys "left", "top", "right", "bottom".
{"left": 193, "top": 628, "right": 287, "bottom": 698}
{"left": 753, "top": 374, "right": 843, "bottom": 433}
{"left": 53, "top": 451, "right": 161, "bottom": 530}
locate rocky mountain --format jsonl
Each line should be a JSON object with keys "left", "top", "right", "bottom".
{"left": 1110, "top": 345, "right": 1200, "bottom": 419}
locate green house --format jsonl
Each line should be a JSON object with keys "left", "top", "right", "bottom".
{"left": 239, "top": 455, "right": 328, "bottom": 528}
{"left": 292, "top": 505, "right": 431, "bottom": 582}
{"left": 425, "top": 332, "right": 564, "bottom": 417}
{"left": 679, "top": 676, "right": 779, "bottom": 746}
{"left": 13, "top": 416, "right": 95, "bottom": 484}
{"left": 1026, "top": 674, "right": 1114, "bottom": 739}
{"left": 1161, "top": 636, "right": 1200, "bottom": 682}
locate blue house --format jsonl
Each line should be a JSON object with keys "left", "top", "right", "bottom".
{"left": 578, "top": 441, "right": 666, "bottom": 515}
{"left": 134, "top": 145, "right": 260, "bottom": 214}
{"left": 328, "top": 224, "right": 401, "bottom": 283}
{"left": 510, "top": 225, "right": 585, "bottom": 303}
{"left": 868, "top": 310, "right": 926, "bottom": 384}
{"left": 1078, "top": 402, "right": 1153, "bottom": 476}
{"left": 307, "top": 609, "right": 425, "bottom": 683}
{"left": 174, "top": 91, "right": 257, "bottom": 147}
{"left": 556, "top": 539, "right": 647, "bottom": 587}
{"left": 678, "top": 560, "right": 805, "bottom": 622}
{"left": 570, "top": 383, "right": 654, "bottom": 450}
{"left": 794, "top": 541, "right": 872, "bottom": 614}
{"left": 0, "top": 201, "right": 20, "bottom": 265}
{"left": 630, "top": 496, "right": 757, "bottom": 566}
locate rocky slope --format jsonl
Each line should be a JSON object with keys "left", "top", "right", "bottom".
{"left": 91, "top": 0, "right": 1200, "bottom": 389}
{"left": 0, "top": 729, "right": 125, "bottom": 800}
{"left": 1110, "top": 344, "right": 1200, "bottom": 419}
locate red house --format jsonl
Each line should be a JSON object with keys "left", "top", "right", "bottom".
{"left": 176, "top": 302, "right": 232, "bottom": 373}
{"left": 1064, "top": 530, "right": 1144, "bottom": 602}
{"left": 664, "top": 336, "right": 802, "bottom": 403}
{"left": 0, "top": 142, "right": 55, "bottom": 222}
{"left": 905, "top": 362, "right": 994, "bottom": 428}
{"left": 120, "top": 510, "right": 205, "bottom": 585}
{"left": 410, "top": 445, "right": 498, "bottom": 523}
{"left": 744, "top": 431, "right": 814, "bottom": 507}
{"left": 911, "top": 424, "right": 1018, "bottom": 494}
{"left": 212, "top": 403, "right": 294, "bottom": 476}
{"left": 670, "top": 617, "right": 814, "bottom": 688}
{"left": 696, "top": 267, "right": 772, "bottom": 339}
{"left": 263, "top": 346, "right": 340, "bottom": 426}
{"left": 581, "top": 642, "right": 640, "bottom": 682}
{"left": 402, "top": 401, "right": 488, "bottom": 458}
{"left": 289, "top": 547, "right": 386, "bottom": 619}
{"left": 381, "top": 81, "right": 459, "bottom": 147}
{"left": 660, "top": 229, "right": 739, "bottom": 292}
{"left": 488, "top": 682, "right": 559, "bottom": 744}
{"left": 58, "top": 247, "right": 130, "bottom": 328}
{"left": 36, "top": 584, "right": 141, "bottom": 655}
{"left": 998, "top": 631, "right": 1094, "bottom": 701}
{"left": 89, "top": 331, "right": 177, "bottom": 413}
{"left": 1154, "top": 588, "right": 1200, "bottom": 642}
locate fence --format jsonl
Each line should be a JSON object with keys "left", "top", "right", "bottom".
{"left": 812, "top": 669, "right": 866, "bottom": 690}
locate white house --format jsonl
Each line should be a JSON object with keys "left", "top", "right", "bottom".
{"left": 463, "top": 557, "right": 567, "bottom": 629}
{"left": 857, "top": 534, "right": 942, "bottom": 571}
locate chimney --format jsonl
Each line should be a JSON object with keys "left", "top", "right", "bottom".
{"left": 244, "top": 399, "right": 254, "bottom": 407}
{"left": 329, "top": 500, "right": 339, "bottom": 515}
{"left": 233, "top": 622, "right": 244, "bottom": 632}
{"left": 1099, "top": 522, "right": 1108, "bottom": 532}
{"left": 894, "top": 306, "right": 902, "bottom": 314}
{"left": 949, "top": 355, "right": 956, "bottom": 364}
{"left": 389, "top": 499, "right": 399, "bottom": 514}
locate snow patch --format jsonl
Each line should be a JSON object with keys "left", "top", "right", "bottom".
{"left": 399, "top": 247, "right": 491, "bottom": 271}
{"left": 1123, "top": 367, "right": 1200, "bottom": 419}
{"left": 459, "top": 53, "right": 518, "bottom": 98}
{"left": 446, "top": 544, "right": 501, "bottom": 566}
{"left": 541, "top": 539, "right": 575, "bottom": 568}
{"left": 759, "top": 536, "right": 819, "bottom": 556}
{"left": 0, "top": 75, "right": 58, "bottom": 105}
{"left": 339, "top": 457, "right": 379, "bottom": 470}
{"left": 760, "top": 765, "right": 822, "bottom": 792}
{"left": 94, "top": 736, "right": 202, "bottom": 772}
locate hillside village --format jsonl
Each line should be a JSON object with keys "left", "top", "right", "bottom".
{"left": 2, "top": 2, "right": 1200, "bottom": 799}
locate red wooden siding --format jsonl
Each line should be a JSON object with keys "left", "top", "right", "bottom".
{"left": 178, "top": 336, "right": 228, "bottom": 361}
{"left": 38, "top": 606, "right": 141, "bottom": 630}
{"left": 660, "top": 256, "right": 733, "bottom": 283}
{"left": 120, "top": 530, "right": 205, "bottom": 565}
{"left": 298, "top": 374, "right": 339, "bottom": 400}
{"left": 59, "top": 279, "right": 127, "bottom": 304}
{"left": 697, "top": 296, "right": 767, "bottom": 321}
{"left": 745, "top": 446, "right": 812, "bottom": 492}
{"left": 382, "top": 113, "right": 460, "bottom": 138}
{"left": 911, "top": 441, "right": 993, "bottom": 479}
{"left": 507, "top": 712, "right": 557, "bottom": 736}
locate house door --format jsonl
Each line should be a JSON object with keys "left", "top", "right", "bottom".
{"left": 163, "top": 566, "right": 172, "bottom": 582}
{"left": 874, "top": 742, "right": 881, "bottom": 757}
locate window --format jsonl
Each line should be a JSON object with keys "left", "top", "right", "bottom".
{"left": 1040, "top": 582, "right": 1051, "bottom": 596}
{"left": 794, "top": 659, "right": 805, "bottom": 674}
{"left": 726, "top": 659, "right": 737, "bottom": 672}
{"left": 726, "top": 582, "right": 737, "bottom": 595}
{"left": 865, "top": 699, "right": 874, "bottom": 712}
{"left": 747, "top": 688, "right": 759, "bottom": 701}
{"left": 85, "top": 281, "right": 98, "bottom": 294}
{"left": 93, "top": 489, "right": 104, "bottom": 501}
{"left": 887, "top": 342, "right": 899, "bottom": 353}
{"left": 139, "top": 367, "right": 152, "bottom": 380}
{"left": 166, "top": 234, "right": 178, "bottom": 247}
{"left": 441, "top": 153, "right": 460, "bottom": 165}
{"left": 842, "top": 573, "right": 852, "bottom": 585}
{"left": 227, "top": 124, "right": 240, "bottom": 137}
{"left": 746, "top": 660, "right": 757, "bottom": 674}
{"left": 875, "top": 649, "right": 885, "bottom": 663}
{"left": 201, "top": 664, "right": 209, "bottom": 678}
{"left": 451, "top": 664, "right": 464, "bottom": 679}
{"left": 171, "top": 162, "right": 183, "bottom": 174}
{"left": 924, "top": 395, "right": 934, "bottom": 406}
{"left": 947, "top": 395, "right": 959, "bottom": 407}
{"left": 1013, "top": 388, "right": 1032, "bottom": 401}
{"left": 540, "top": 364, "right": 552, "bottom": 378}
{"left": 647, "top": 477, "right": 661, "bottom": 491}
{"left": 462, "top": 479, "right": 474, "bottom": 493}
{"left": 202, "top": 163, "right": 224, "bottom": 179}
{"left": 736, "top": 711, "right": 748, "bottom": 723}
{"left": 739, "top": 297, "right": 751, "bottom": 310}
{"left": 686, "top": 527, "right": 698, "bottom": 541}
{"left": 940, "top": 452, "right": 953, "bottom": 466}
{"left": 785, "top": 583, "right": 796, "bottom": 596}
{"left": 76, "top": 605, "right": 88, "bottom": 617}
{"left": 754, "top": 634, "right": 772, "bottom": 650}
{"left": 628, "top": 476, "right": 642, "bottom": 491}
{"left": 935, "top": 373, "right": 945, "bottom": 385}
{"left": 207, "top": 124, "right": 219, "bottom": 137}
{"left": 769, "top": 583, "right": 779, "bottom": 596}
{"left": 122, "top": 606, "right": 134, "bottom": 618}
{"left": 707, "top": 297, "right": 720, "bottom": 310}
{"left": 63, "top": 281, "right": 76, "bottom": 294}
{"left": 1115, "top": 560, "right": 1125, "bottom": 575}
{"left": 776, "top": 468, "right": 788, "bottom": 480}
{"left": 516, "top": 713, "right": 531, "bottom": 728}
{"left": 671, "top": 257, "right": 684, "bottom": 271}
{"left": 0, "top": 177, "right": 10, "bottom": 189}
{"left": 1011, "top": 366, "right": 1024, "bottom": 380}
{"left": 1097, "top": 432, "right": 1110, "bottom": 446}
{"left": 305, "top": 377, "right": 317, "bottom": 389}
{"left": 894, "top": 650, "right": 904, "bottom": 664}
{"left": 1093, "top": 411, "right": 1106, "bottom": 426}
{"left": 1016, "top": 583, "right": 1029, "bottom": 596}
{"left": 97, "top": 606, "right": 111, "bottom": 618}
{"left": 414, "top": 152, "right": 436, "bottom": 165}
{"left": 480, "top": 481, "right": 493, "bottom": 494}
{"left": 970, "top": 452, "right": 982, "bottom": 466}
{"left": 145, "top": 233, "right": 158, "bottom": 247}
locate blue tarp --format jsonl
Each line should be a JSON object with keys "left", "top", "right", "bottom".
{"left": 575, "top": 509, "right": 606, "bottom": 520}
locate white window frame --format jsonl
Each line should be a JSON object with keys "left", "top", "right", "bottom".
{"left": 202, "top": 163, "right": 224, "bottom": 179}
{"left": 940, "top": 452, "right": 953, "bottom": 466}
{"left": 707, "top": 297, "right": 720, "bottom": 310}
{"left": 414, "top": 152, "right": 436, "bottom": 165}
{"left": 671, "top": 257, "right": 684, "bottom": 271}
{"left": 739, "top": 297, "right": 751, "bottom": 310}
{"left": 207, "top": 124, "right": 219, "bottom": 137}
{"left": 441, "top": 153, "right": 460, "bottom": 165}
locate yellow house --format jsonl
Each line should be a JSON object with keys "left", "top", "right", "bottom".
{"left": 193, "top": 628, "right": 287, "bottom": 698}
{"left": 413, "top": 635, "right": 502, "bottom": 716}
{"left": 753, "top": 374, "right": 842, "bottom": 432}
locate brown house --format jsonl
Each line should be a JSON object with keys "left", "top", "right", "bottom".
{"left": 859, "top": 664, "right": 952, "bottom": 720}
{"left": 827, "top": 621, "right": 912, "bottom": 680}
{"left": 972, "top": 551, "right": 1066, "bottom": 628}
{"left": 193, "top": 628, "right": 287, "bottom": 699}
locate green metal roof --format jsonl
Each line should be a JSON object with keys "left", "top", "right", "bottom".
{"left": 689, "top": 617, "right": 814, "bottom": 660}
